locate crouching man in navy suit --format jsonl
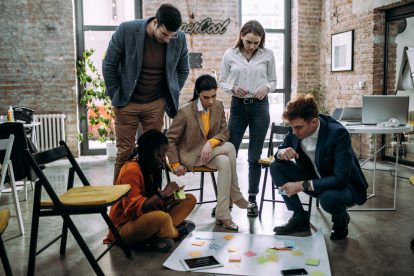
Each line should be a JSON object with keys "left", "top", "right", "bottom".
{"left": 270, "top": 95, "right": 368, "bottom": 240}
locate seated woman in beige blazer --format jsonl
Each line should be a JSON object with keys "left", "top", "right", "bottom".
{"left": 167, "top": 74, "right": 252, "bottom": 231}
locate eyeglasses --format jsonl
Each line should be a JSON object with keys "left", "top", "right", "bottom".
{"left": 156, "top": 26, "right": 178, "bottom": 40}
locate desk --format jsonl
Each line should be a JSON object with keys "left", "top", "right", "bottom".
{"left": 345, "top": 124, "right": 413, "bottom": 211}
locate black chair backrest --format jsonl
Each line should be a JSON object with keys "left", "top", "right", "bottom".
{"left": 267, "top": 123, "right": 290, "bottom": 157}
{"left": 23, "top": 140, "right": 91, "bottom": 208}
{"left": 0, "top": 122, "right": 32, "bottom": 181}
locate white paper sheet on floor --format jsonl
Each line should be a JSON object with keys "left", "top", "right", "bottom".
{"left": 163, "top": 230, "right": 331, "bottom": 276}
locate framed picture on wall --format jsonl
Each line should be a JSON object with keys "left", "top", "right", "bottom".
{"left": 331, "top": 30, "right": 354, "bottom": 72}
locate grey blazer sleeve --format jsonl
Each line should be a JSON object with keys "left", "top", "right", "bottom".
{"left": 102, "top": 23, "right": 126, "bottom": 99}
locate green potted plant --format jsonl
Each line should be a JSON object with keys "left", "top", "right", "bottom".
{"left": 307, "top": 85, "right": 329, "bottom": 115}
{"left": 77, "top": 48, "right": 116, "bottom": 159}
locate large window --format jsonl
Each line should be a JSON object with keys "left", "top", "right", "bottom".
{"left": 384, "top": 3, "right": 414, "bottom": 166}
{"left": 240, "top": 0, "right": 291, "bottom": 124}
{"left": 75, "top": 0, "right": 142, "bottom": 155}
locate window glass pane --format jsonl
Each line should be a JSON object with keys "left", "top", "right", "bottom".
{"left": 84, "top": 31, "right": 114, "bottom": 76}
{"left": 83, "top": 0, "right": 135, "bottom": 25}
{"left": 84, "top": 30, "right": 114, "bottom": 149}
{"left": 266, "top": 33, "right": 284, "bottom": 89}
{"left": 241, "top": 0, "right": 285, "bottom": 29}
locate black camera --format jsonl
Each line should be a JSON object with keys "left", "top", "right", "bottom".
{"left": 12, "top": 107, "right": 34, "bottom": 124}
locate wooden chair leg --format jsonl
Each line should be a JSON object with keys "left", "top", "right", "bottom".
{"left": 0, "top": 237, "right": 13, "bottom": 276}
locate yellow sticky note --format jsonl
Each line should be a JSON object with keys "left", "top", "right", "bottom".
{"left": 267, "top": 254, "right": 279, "bottom": 262}
{"left": 306, "top": 258, "right": 321, "bottom": 266}
{"left": 173, "top": 188, "right": 186, "bottom": 200}
{"left": 291, "top": 249, "right": 303, "bottom": 256}
{"left": 310, "top": 271, "right": 325, "bottom": 276}
{"left": 191, "top": 241, "right": 205, "bottom": 246}
{"left": 228, "top": 246, "right": 239, "bottom": 252}
{"left": 265, "top": 248, "right": 277, "bottom": 255}
{"left": 223, "top": 235, "right": 234, "bottom": 240}
{"left": 188, "top": 251, "right": 202, "bottom": 257}
{"left": 256, "top": 255, "right": 268, "bottom": 264}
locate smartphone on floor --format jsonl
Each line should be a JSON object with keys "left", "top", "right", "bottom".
{"left": 280, "top": 268, "right": 308, "bottom": 275}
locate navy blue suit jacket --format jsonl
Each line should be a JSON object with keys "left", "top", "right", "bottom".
{"left": 278, "top": 114, "right": 368, "bottom": 205}
{"left": 102, "top": 17, "right": 189, "bottom": 118}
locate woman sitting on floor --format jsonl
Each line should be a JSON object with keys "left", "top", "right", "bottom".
{"left": 104, "top": 129, "right": 197, "bottom": 252}
{"left": 166, "top": 74, "right": 252, "bottom": 231}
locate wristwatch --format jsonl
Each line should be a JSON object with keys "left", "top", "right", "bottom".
{"left": 302, "top": 180, "right": 310, "bottom": 191}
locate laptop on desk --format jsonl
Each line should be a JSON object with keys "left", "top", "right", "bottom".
{"left": 362, "top": 95, "right": 409, "bottom": 125}
{"left": 332, "top": 107, "right": 363, "bottom": 125}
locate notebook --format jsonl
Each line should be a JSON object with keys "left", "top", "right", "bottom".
{"left": 362, "top": 95, "right": 409, "bottom": 125}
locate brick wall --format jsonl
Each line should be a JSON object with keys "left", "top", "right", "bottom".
{"left": 291, "top": 0, "right": 323, "bottom": 99}
{"left": 319, "top": 0, "right": 409, "bottom": 157}
{"left": 0, "top": 0, "right": 78, "bottom": 155}
{"left": 143, "top": 0, "right": 238, "bottom": 108}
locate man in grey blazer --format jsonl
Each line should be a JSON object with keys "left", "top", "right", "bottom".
{"left": 103, "top": 3, "right": 189, "bottom": 182}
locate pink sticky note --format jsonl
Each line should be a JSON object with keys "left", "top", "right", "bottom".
{"left": 244, "top": 250, "right": 257, "bottom": 257}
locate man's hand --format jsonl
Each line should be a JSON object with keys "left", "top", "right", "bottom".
{"left": 232, "top": 86, "right": 248, "bottom": 97}
{"left": 282, "top": 181, "right": 304, "bottom": 197}
{"left": 278, "top": 147, "right": 299, "bottom": 160}
{"left": 173, "top": 165, "right": 187, "bottom": 176}
{"left": 200, "top": 142, "right": 212, "bottom": 164}
{"left": 160, "top": 181, "right": 180, "bottom": 198}
{"left": 253, "top": 85, "right": 269, "bottom": 100}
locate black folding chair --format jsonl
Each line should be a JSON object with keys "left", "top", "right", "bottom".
{"left": 25, "top": 141, "right": 132, "bottom": 276}
{"left": 258, "top": 122, "right": 319, "bottom": 218}
{"left": 164, "top": 160, "right": 218, "bottom": 204}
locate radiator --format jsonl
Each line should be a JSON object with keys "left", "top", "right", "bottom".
{"left": 33, "top": 114, "right": 66, "bottom": 151}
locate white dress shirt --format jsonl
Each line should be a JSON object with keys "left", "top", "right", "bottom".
{"left": 219, "top": 47, "right": 277, "bottom": 98}
{"left": 300, "top": 121, "right": 321, "bottom": 189}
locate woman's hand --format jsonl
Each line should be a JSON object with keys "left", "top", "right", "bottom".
{"left": 232, "top": 86, "right": 248, "bottom": 97}
{"left": 160, "top": 181, "right": 180, "bottom": 198}
{"left": 173, "top": 165, "right": 187, "bottom": 176}
{"left": 200, "top": 142, "right": 212, "bottom": 164}
{"left": 253, "top": 86, "right": 269, "bottom": 100}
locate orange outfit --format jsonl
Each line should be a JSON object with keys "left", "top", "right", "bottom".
{"left": 104, "top": 160, "right": 196, "bottom": 245}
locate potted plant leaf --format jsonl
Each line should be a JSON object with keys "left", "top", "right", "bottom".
{"left": 77, "top": 48, "right": 116, "bottom": 159}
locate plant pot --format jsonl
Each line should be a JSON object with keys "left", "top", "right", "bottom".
{"left": 106, "top": 141, "right": 117, "bottom": 160}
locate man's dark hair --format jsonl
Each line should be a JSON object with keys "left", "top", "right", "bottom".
{"left": 190, "top": 74, "right": 218, "bottom": 102}
{"left": 156, "top": 3, "right": 182, "bottom": 32}
{"left": 131, "top": 129, "right": 168, "bottom": 197}
{"left": 282, "top": 94, "right": 319, "bottom": 122}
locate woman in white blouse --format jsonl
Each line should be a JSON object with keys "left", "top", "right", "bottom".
{"left": 219, "top": 20, "right": 277, "bottom": 217}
